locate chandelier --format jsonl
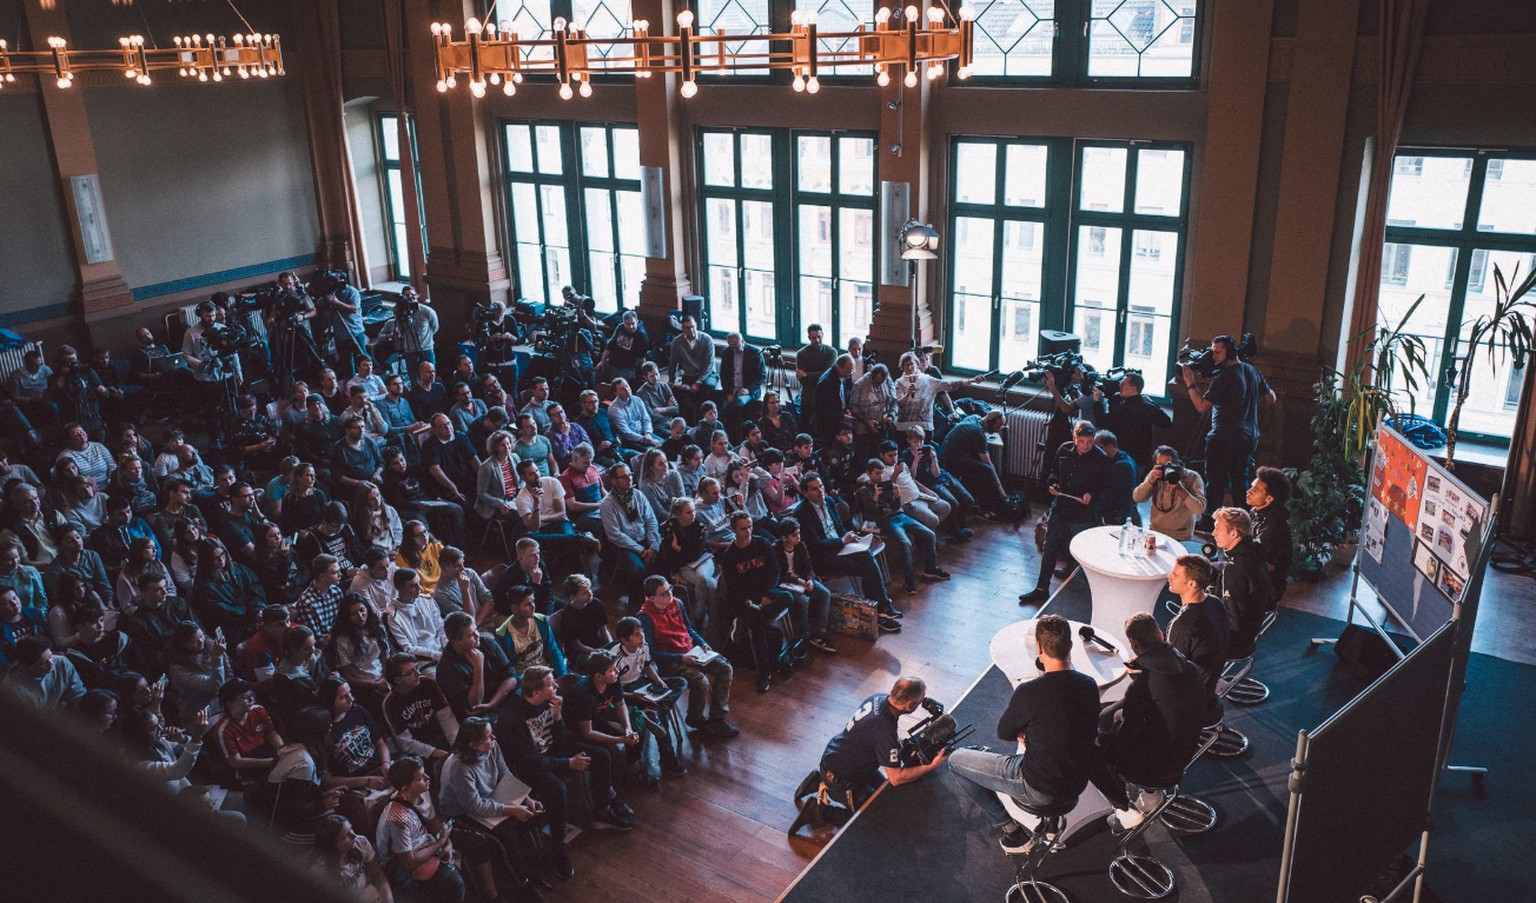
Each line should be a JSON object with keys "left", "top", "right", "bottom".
{"left": 431, "top": 5, "right": 976, "bottom": 100}
{"left": 0, "top": 32, "right": 283, "bottom": 89}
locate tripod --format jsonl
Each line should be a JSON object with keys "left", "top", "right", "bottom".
{"left": 203, "top": 355, "right": 243, "bottom": 448}
{"left": 270, "top": 317, "right": 326, "bottom": 397}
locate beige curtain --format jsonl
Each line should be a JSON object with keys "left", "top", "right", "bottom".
{"left": 1346, "top": 0, "right": 1431, "bottom": 368}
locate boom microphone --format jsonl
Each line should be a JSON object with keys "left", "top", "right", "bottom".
{"left": 1079, "top": 625, "right": 1118, "bottom": 654}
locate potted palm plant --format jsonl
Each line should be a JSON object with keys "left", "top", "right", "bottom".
{"left": 1443, "top": 264, "right": 1536, "bottom": 470}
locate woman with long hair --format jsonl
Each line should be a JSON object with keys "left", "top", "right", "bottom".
{"left": 115, "top": 535, "right": 176, "bottom": 615}
{"left": 265, "top": 705, "right": 345, "bottom": 838}
{"left": 757, "top": 391, "right": 799, "bottom": 452}
{"left": 318, "top": 675, "right": 390, "bottom": 791}
{"left": 167, "top": 517, "right": 205, "bottom": 595}
{"left": 312, "top": 814, "right": 396, "bottom": 903}
{"left": 164, "top": 620, "right": 230, "bottom": 723}
{"left": 190, "top": 539, "right": 265, "bottom": 640}
{"left": 437, "top": 717, "right": 551, "bottom": 902}
{"left": 280, "top": 462, "right": 329, "bottom": 537}
{"left": 329, "top": 593, "right": 393, "bottom": 714}
{"left": 351, "top": 481, "right": 403, "bottom": 557}
{"left": 253, "top": 522, "right": 306, "bottom": 606}
{"left": 723, "top": 458, "right": 773, "bottom": 537}
{"left": 635, "top": 448, "right": 684, "bottom": 519}
{"left": 46, "top": 572, "right": 109, "bottom": 650}
{"left": 657, "top": 497, "right": 717, "bottom": 627}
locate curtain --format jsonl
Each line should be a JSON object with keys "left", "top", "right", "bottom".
{"left": 1345, "top": 0, "right": 1431, "bottom": 369}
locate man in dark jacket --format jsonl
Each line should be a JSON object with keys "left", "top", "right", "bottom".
{"left": 493, "top": 664, "right": 636, "bottom": 836}
{"left": 1092, "top": 613, "right": 1208, "bottom": 830}
{"left": 717, "top": 513, "right": 797, "bottom": 693}
{"left": 1247, "top": 466, "right": 1293, "bottom": 608}
{"left": 1093, "top": 430, "right": 1140, "bottom": 527}
{"left": 1019, "top": 421, "right": 1111, "bottom": 605}
{"left": 794, "top": 474, "right": 899, "bottom": 628}
{"left": 811, "top": 354, "right": 855, "bottom": 446}
{"left": 1211, "top": 507, "right": 1270, "bottom": 659}
{"left": 1094, "top": 372, "right": 1172, "bottom": 476}
{"left": 1166, "top": 554, "right": 1230, "bottom": 725}
{"left": 718, "top": 332, "right": 766, "bottom": 435}
{"left": 938, "top": 410, "right": 1008, "bottom": 517}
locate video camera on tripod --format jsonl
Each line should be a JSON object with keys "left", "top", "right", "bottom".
{"left": 1022, "top": 349, "right": 1087, "bottom": 387}
{"left": 202, "top": 320, "right": 261, "bottom": 357}
{"left": 1179, "top": 331, "right": 1259, "bottom": 378}
{"left": 898, "top": 698, "right": 974, "bottom": 767}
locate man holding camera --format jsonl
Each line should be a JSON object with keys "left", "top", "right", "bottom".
{"left": 1132, "top": 446, "right": 1207, "bottom": 541}
{"left": 1094, "top": 371, "right": 1171, "bottom": 477}
{"left": 1019, "top": 421, "right": 1109, "bottom": 605}
{"left": 1179, "top": 335, "right": 1275, "bottom": 514}
{"left": 802, "top": 676, "right": 949, "bottom": 822}
{"left": 393, "top": 285, "right": 439, "bottom": 371}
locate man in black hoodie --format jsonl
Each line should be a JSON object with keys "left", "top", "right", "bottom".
{"left": 1092, "top": 613, "right": 1208, "bottom": 831}
{"left": 1247, "top": 466, "right": 1293, "bottom": 608}
{"left": 1166, "top": 554, "right": 1229, "bottom": 725}
{"left": 1211, "top": 507, "right": 1270, "bottom": 660}
{"left": 493, "top": 663, "right": 636, "bottom": 846}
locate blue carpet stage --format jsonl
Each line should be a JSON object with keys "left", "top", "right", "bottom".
{"left": 781, "top": 600, "right": 1528, "bottom": 902}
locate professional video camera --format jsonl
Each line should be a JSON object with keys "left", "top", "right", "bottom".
{"left": 763, "top": 344, "right": 785, "bottom": 367}
{"left": 1091, "top": 365, "right": 1143, "bottom": 396}
{"left": 203, "top": 320, "right": 261, "bottom": 357}
{"left": 309, "top": 268, "right": 350, "bottom": 299}
{"left": 1179, "top": 331, "right": 1259, "bottom": 379}
{"left": 898, "top": 698, "right": 974, "bottom": 767}
{"left": 1022, "top": 349, "right": 1087, "bottom": 387}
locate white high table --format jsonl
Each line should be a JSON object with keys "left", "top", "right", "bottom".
{"left": 1068, "top": 525, "right": 1181, "bottom": 650}
{"left": 989, "top": 618, "right": 1129, "bottom": 691}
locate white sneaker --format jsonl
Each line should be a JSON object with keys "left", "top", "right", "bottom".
{"left": 1111, "top": 807, "right": 1145, "bottom": 831}
{"left": 1135, "top": 789, "right": 1167, "bottom": 814}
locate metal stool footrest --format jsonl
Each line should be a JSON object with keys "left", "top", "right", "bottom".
{"left": 1206, "top": 725, "right": 1249, "bottom": 759}
{"left": 1004, "top": 813, "right": 1071, "bottom": 903}
{"left": 1108, "top": 854, "right": 1176, "bottom": 899}
{"left": 1158, "top": 795, "right": 1217, "bottom": 835}
{"left": 1225, "top": 676, "right": 1270, "bottom": 706}
{"left": 1007, "top": 879, "right": 1071, "bottom": 903}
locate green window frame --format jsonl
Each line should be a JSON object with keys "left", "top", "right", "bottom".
{"left": 965, "top": 0, "right": 1202, "bottom": 86}
{"left": 1378, "top": 148, "right": 1536, "bottom": 443}
{"left": 947, "top": 136, "right": 1190, "bottom": 398}
{"left": 502, "top": 121, "right": 644, "bottom": 314}
{"left": 696, "top": 127, "right": 877, "bottom": 346}
{"left": 377, "top": 113, "right": 427, "bottom": 282}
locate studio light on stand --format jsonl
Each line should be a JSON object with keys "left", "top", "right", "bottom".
{"left": 899, "top": 219, "right": 939, "bottom": 351}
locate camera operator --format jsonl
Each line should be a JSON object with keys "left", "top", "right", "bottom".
{"left": 390, "top": 284, "right": 440, "bottom": 372}
{"left": 1179, "top": 335, "right": 1275, "bottom": 514}
{"left": 849, "top": 364, "right": 898, "bottom": 462}
{"left": 794, "top": 324, "right": 836, "bottom": 427}
{"left": 1093, "top": 371, "right": 1170, "bottom": 477}
{"left": 1042, "top": 364, "right": 1096, "bottom": 481}
{"left": 809, "top": 676, "right": 949, "bottom": 816}
{"left": 1132, "top": 446, "right": 1206, "bottom": 541}
{"left": 556, "top": 313, "right": 597, "bottom": 411}
{"left": 1019, "top": 421, "right": 1109, "bottom": 605}
{"left": 595, "top": 310, "right": 650, "bottom": 384}
{"left": 315, "top": 272, "right": 368, "bottom": 376}
{"left": 181, "top": 301, "right": 243, "bottom": 433}
{"left": 263, "top": 272, "right": 323, "bottom": 390}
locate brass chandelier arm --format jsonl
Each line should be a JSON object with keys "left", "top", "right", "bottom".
{"left": 0, "top": 32, "right": 284, "bottom": 90}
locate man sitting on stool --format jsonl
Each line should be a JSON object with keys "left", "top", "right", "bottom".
{"left": 1210, "top": 507, "right": 1269, "bottom": 659}
{"left": 949, "top": 615, "right": 1115, "bottom": 853}
{"left": 792, "top": 675, "right": 949, "bottom": 834}
{"left": 1091, "top": 613, "right": 1209, "bottom": 831}
{"left": 1166, "top": 554, "right": 1230, "bottom": 725}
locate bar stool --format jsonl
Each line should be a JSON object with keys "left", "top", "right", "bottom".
{"left": 995, "top": 792, "right": 1079, "bottom": 903}
{"left": 1107, "top": 784, "right": 1181, "bottom": 898}
{"left": 1225, "top": 609, "right": 1277, "bottom": 706}
{"left": 1158, "top": 719, "right": 1225, "bottom": 836}
{"left": 1207, "top": 656, "right": 1254, "bottom": 758}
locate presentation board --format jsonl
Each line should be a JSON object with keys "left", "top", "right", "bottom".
{"left": 1356, "top": 426, "right": 1488, "bottom": 639}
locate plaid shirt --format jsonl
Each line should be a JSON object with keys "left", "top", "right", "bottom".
{"left": 294, "top": 582, "right": 344, "bottom": 637}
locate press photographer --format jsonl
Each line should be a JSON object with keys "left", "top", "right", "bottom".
{"left": 1132, "top": 445, "right": 1207, "bottom": 541}
{"left": 789, "top": 676, "right": 953, "bottom": 836}
{"left": 259, "top": 271, "right": 325, "bottom": 392}
{"left": 386, "top": 284, "right": 439, "bottom": 372}
{"left": 310, "top": 269, "right": 368, "bottom": 377}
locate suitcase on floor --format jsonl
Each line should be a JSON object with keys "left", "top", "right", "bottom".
{"left": 827, "top": 593, "right": 879, "bottom": 641}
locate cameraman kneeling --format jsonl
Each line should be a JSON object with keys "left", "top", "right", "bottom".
{"left": 810, "top": 676, "right": 949, "bottom": 818}
{"left": 1132, "top": 446, "right": 1206, "bottom": 541}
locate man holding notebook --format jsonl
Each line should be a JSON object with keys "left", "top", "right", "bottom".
{"left": 637, "top": 575, "right": 739, "bottom": 738}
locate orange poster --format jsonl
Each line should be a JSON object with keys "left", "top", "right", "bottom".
{"left": 1371, "top": 427, "right": 1427, "bottom": 530}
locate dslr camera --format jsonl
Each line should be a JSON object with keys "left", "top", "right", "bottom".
{"left": 1179, "top": 332, "right": 1258, "bottom": 378}
{"left": 1159, "top": 462, "right": 1185, "bottom": 485}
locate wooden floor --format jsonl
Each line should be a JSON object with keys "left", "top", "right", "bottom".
{"left": 504, "top": 509, "right": 1536, "bottom": 903}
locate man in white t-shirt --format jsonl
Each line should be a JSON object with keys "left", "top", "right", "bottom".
{"left": 874, "top": 440, "right": 953, "bottom": 533}
{"left": 514, "top": 458, "right": 599, "bottom": 571}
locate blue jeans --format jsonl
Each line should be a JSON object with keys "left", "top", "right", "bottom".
{"left": 949, "top": 747, "right": 1066, "bottom": 830}
{"left": 882, "top": 513, "right": 938, "bottom": 584}
{"left": 784, "top": 580, "right": 832, "bottom": 639}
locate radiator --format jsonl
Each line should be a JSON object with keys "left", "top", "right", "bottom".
{"left": 998, "top": 407, "right": 1051, "bottom": 482}
{"left": 0, "top": 342, "right": 42, "bottom": 385}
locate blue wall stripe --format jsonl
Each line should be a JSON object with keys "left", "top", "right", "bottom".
{"left": 0, "top": 303, "right": 72, "bottom": 329}
{"left": 131, "top": 253, "right": 318, "bottom": 302}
